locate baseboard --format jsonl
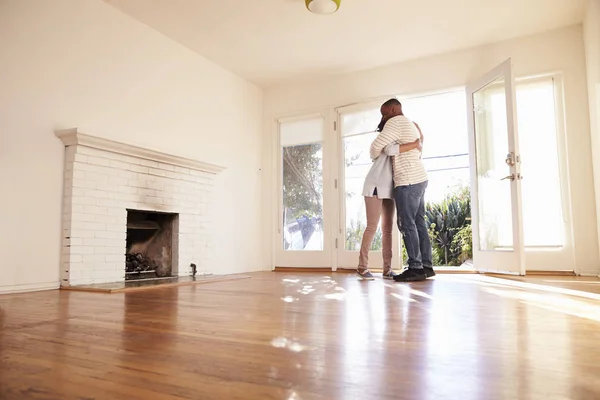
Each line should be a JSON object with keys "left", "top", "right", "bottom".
{"left": 577, "top": 270, "right": 600, "bottom": 277}
{"left": 526, "top": 270, "right": 576, "bottom": 276}
{"left": 0, "top": 282, "right": 60, "bottom": 295}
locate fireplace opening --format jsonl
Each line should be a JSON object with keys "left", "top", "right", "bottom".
{"left": 126, "top": 210, "right": 178, "bottom": 281}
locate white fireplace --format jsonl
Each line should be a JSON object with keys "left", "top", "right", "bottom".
{"left": 56, "top": 128, "right": 224, "bottom": 286}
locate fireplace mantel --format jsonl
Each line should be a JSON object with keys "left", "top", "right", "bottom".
{"left": 55, "top": 128, "right": 226, "bottom": 175}
{"left": 56, "top": 127, "right": 222, "bottom": 286}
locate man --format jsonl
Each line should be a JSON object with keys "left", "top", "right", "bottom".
{"left": 370, "top": 98, "right": 435, "bottom": 282}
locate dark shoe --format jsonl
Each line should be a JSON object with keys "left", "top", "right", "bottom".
{"left": 393, "top": 268, "right": 426, "bottom": 282}
{"left": 382, "top": 270, "right": 398, "bottom": 280}
{"left": 357, "top": 269, "right": 375, "bottom": 281}
{"left": 423, "top": 267, "right": 436, "bottom": 278}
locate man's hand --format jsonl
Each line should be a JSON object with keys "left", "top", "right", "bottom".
{"left": 415, "top": 138, "right": 422, "bottom": 152}
{"left": 414, "top": 122, "right": 424, "bottom": 143}
{"left": 413, "top": 122, "right": 424, "bottom": 158}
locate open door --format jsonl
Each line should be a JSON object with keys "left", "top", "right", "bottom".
{"left": 466, "top": 59, "right": 526, "bottom": 275}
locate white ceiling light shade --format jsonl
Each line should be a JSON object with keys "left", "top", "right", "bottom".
{"left": 305, "top": 0, "right": 341, "bottom": 15}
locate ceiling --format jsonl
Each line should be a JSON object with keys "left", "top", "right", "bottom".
{"left": 105, "top": 0, "right": 587, "bottom": 87}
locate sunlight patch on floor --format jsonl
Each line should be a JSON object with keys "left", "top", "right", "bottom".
{"left": 443, "top": 275, "right": 600, "bottom": 301}
{"left": 391, "top": 292, "right": 418, "bottom": 303}
{"left": 270, "top": 337, "right": 307, "bottom": 353}
{"left": 482, "top": 287, "right": 600, "bottom": 322}
{"left": 297, "top": 285, "right": 315, "bottom": 295}
{"left": 325, "top": 292, "right": 346, "bottom": 301}
{"left": 287, "top": 391, "right": 302, "bottom": 400}
{"left": 406, "top": 288, "right": 434, "bottom": 300}
{"left": 542, "top": 280, "right": 600, "bottom": 285}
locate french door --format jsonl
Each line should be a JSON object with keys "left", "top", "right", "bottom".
{"left": 466, "top": 59, "right": 526, "bottom": 275}
{"left": 274, "top": 114, "right": 333, "bottom": 267}
{"left": 274, "top": 59, "right": 527, "bottom": 275}
{"left": 335, "top": 103, "right": 401, "bottom": 270}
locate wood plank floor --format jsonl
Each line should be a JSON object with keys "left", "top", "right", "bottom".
{"left": 1, "top": 272, "right": 600, "bottom": 400}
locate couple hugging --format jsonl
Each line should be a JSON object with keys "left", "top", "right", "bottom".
{"left": 357, "top": 98, "right": 435, "bottom": 282}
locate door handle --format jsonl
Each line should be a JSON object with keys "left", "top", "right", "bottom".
{"left": 505, "top": 152, "right": 516, "bottom": 167}
{"left": 501, "top": 174, "right": 515, "bottom": 181}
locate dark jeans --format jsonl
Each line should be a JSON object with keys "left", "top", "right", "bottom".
{"left": 394, "top": 181, "right": 432, "bottom": 269}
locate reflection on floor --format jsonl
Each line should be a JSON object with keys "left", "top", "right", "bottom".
{"left": 1, "top": 272, "right": 599, "bottom": 399}
{"left": 62, "top": 274, "right": 251, "bottom": 293}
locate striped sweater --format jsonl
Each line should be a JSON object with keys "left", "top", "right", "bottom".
{"left": 370, "top": 115, "right": 427, "bottom": 187}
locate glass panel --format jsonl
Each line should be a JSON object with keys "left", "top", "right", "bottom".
{"left": 282, "top": 143, "right": 324, "bottom": 251}
{"left": 472, "top": 77, "right": 513, "bottom": 251}
{"left": 280, "top": 117, "right": 325, "bottom": 251}
{"left": 517, "top": 79, "right": 564, "bottom": 246}
{"left": 343, "top": 131, "right": 380, "bottom": 251}
{"left": 341, "top": 108, "right": 382, "bottom": 137}
{"left": 401, "top": 91, "right": 471, "bottom": 266}
{"left": 402, "top": 91, "right": 469, "bottom": 160}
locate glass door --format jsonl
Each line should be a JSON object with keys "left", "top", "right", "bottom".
{"left": 466, "top": 59, "right": 526, "bottom": 275}
{"left": 336, "top": 104, "right": 401, "bottom": 270}
{"left": 275, "top": 114, "right": 331, "bottom": 267}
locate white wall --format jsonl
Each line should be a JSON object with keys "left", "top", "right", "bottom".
{"left": 584, "top": 0, "right": 600, "bottom": 275}
{"left": 0, "top": 0, "right": 265, "bottom": 293}
{"left": 263, "top": 26, "right": 600, "bottom": 275}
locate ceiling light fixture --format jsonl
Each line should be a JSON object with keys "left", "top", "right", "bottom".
{"left": 305, "top": 0, "right": 341, "bottom": 15}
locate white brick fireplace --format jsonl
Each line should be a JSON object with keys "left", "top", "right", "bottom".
{"left": 56, "top": 129, "right": 224, "bottom": 287}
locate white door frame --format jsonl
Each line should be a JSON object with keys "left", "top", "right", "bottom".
{"left": 273, "top": 112, "right": 334, "bottom": 268}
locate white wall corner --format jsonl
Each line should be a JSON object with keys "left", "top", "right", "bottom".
{"left": 583, "top": 0, "right": 600, "bottom": 274}
{"left": 55, "top": 128, "right": 227, "bottom": 175}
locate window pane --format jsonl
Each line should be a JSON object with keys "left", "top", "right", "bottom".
{"left": 343, "top": 131, "right": 380, "bottom": 251}
{"left": 400, "top": 91, "right": 472, "bottom": 266}
{"left": 280, "top": 117, "right": 325, "bottom": 251}
{"left": 517, "top": 79, "right": 564, "bottom": 246}
{"left": 472, "top": 79, "right": 514, "bottom": 250}
{"left": 401, "top": 91, "right": 471, "bottom": 204}
{"left": 282, "top": 143, "right": 324, "bottom": 251}
{"left": 341, "top": 108, "right": 381, "bottom": 137}
{"left": 402, "top": 91, "right": 469, "bottom": 161}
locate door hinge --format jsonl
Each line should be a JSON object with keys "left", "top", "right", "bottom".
{"left": 334, "top": 179, "right": 338, "bottom": 189}
{"left": 333, "top": 121, "right": 337, "bottom": 131}
{"left": 335, "top": 238, "right": 338, "bottom": 249}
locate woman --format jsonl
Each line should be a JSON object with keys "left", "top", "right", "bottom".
{"left": 357, "top": 120, "right": 422, "bottom": 280}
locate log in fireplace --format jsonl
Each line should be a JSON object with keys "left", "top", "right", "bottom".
{"left": 126, "top": 210, "right": 178, "bottom": 281}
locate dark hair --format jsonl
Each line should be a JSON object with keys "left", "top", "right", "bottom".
{"left": 376, "top": 98, "right": 402, "bottom": 132}
{"left": 381, "top": 98, "right": 401, "bottom": 108}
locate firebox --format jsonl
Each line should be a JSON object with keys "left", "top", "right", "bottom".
{"left": 126, "top": 210, "right": 178, "bottom": 281}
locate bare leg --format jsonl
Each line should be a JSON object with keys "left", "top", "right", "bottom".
{"left": 358, "top": 196, "right": 383, "bottom": 272}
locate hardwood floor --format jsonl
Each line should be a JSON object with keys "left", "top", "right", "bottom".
{"left": 1, "top": 272, "right": 600, "bottom": 400}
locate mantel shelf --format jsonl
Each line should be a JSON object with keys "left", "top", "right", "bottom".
{"left": 55, "top": 128, "right": 226, "bottom": 175}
